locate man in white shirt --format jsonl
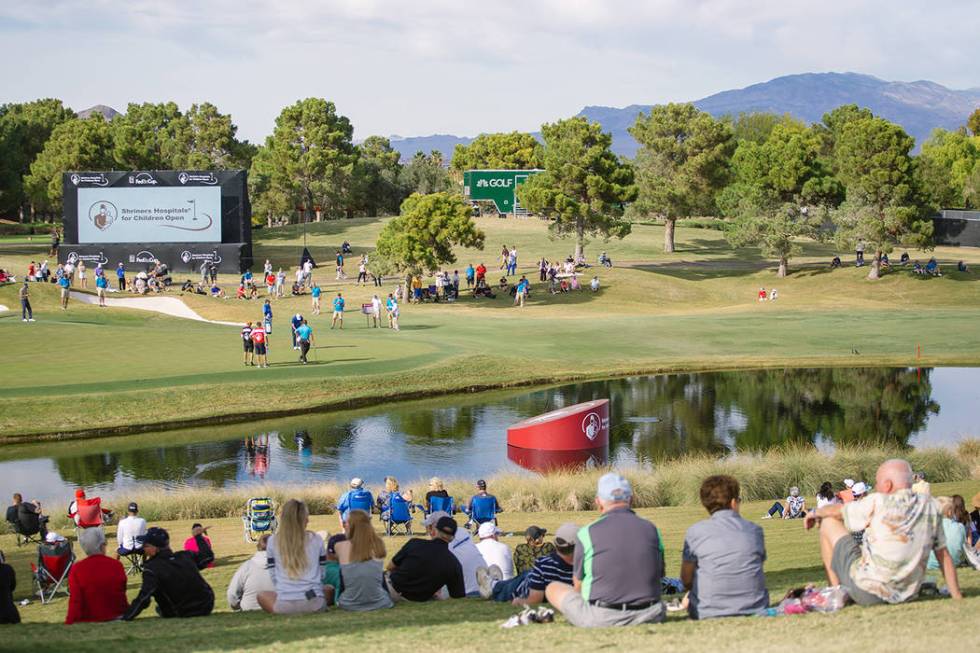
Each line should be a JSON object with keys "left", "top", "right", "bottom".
{"left": 116, "top": 502, "right": 148, "bottom": 557}
{"left": 424, "top": 511, "right": 487, "bottom": 597}
{"left": 370, "top": 295, "right": 382, "bottom": 328}
{"left": 227, "top": 534, "right": 275, "bottom": 611}
{"left": 475, "top": 522, "right": 514, "bottom": 580}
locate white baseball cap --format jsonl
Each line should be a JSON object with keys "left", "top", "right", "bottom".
{"left": 852, "top": 482, "right": 868, "bottom": 496}
{"left": 478, "top": 522, "right": 501, "bottom": 538}
{"left": 350, "top": 477, "right": 363, "bottom": 488}
{"left": 843, "top": 479, "right": 855, "bottom": 488}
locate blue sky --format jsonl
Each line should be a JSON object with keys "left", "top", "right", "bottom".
{"left": 0, "top": 1, "right": 976, "bottom": 142}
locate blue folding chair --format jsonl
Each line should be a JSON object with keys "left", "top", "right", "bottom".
{"left": 385, "top": 494, "right": 414, "bottom": 537}
{"left": 343, "top": 489, "right": 374, "bottom": 523}
{"left": 427, "top": 495, "right": 455, "bottom": 516}
{"left": 466, "top": 495, "right": 499, "bottom": 533}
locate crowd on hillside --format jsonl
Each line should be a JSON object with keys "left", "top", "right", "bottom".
{"left": 3, "top": 459, "right": 978, "bottom": 628}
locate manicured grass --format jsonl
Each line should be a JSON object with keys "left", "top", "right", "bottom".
{"left": 1, "top": 217, "right": 979, "bottom": 437}
{"left": 2, "top": 479, "right": 978, "bottom": 652}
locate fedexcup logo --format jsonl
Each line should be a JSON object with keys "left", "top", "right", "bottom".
{"left": 129, "top": 172, "right": 158, "bottom": 185}
{"left": 582, "top": 412, "right": 601, "bottom": 441}
{"left": 88, "top": 200, "right": 118, "bottom": 231}
{"left": 131, "top": 250, "right": 156, "bottom": 264}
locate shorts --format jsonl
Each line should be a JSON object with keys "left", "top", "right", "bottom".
{"left": 333, "top": 311, "right": 343, "bottom": 318}
{"left": 831, "top": 535, "right": 884, "bottom": 606}
{"left": 60, "top": 287, "right": 69, "bottom": 297}
{"left": 243, "top": 341, "right": 254, "bottom": 352}
{"left": 254, "top": 343, "right": 267, "bottom": 356}
{"left": 559, "top": 592, "right": 665, "bottom": 628}
{"left": 273, "top": 596, "right": 326, "bottom": 614}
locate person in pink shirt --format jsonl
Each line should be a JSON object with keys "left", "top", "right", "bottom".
{"left": 183, "top": 523, "right": 215, "bottom": 569}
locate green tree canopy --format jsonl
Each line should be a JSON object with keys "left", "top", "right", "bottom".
{"left": 450, "top": 131, "right": 543, "bottom": 173}
{"left": 968, "top": 108, "right": 980, "bottom": 137}
{"left": 916, "top": 128, "right": 980, "bottom": 209}
{"left": 831, "top": 115, "right": 931, "bottom": 279}
{"left": 722, "top": 122, "right": 841, "bottom": 276}
{"left": 110, "top": 101, "right": 182, "bottom": 169}
{"left": 515, "top": 116, "right": 635, "bottom": 261}
{"left": 248, "top": 98, "right": 357, "bottom": 221}
{"left": 375, "top": 191, "right": 485, "bottom": 276}
{"left": 165, "top": 102, "right": 252, "bottom": 170}
{"left": 399, "top": 150, "right": 453, "bottom": 196}
{"left": 724, "top": 112, "right": 801, "bottom": 145}
{"left": 0, "top": 99, "right": 75, "bottom": 218}
{"left": 24, "top": 116, "right": 115, "bottom": 214}
{"left": 629, "top": 103, "right": 734, "bottom": 252}
{"left": 351, "top": 136, "right": 404, "bottom": 217}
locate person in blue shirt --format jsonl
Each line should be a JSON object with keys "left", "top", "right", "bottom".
{"left": 331, "top": 292, "right": 345, "bottom": 330}
{"left": 262, "top": 299, "right": 273, "bottom": 334}
{"left": 465, "top": 264, "right": 475, "bottom": 288}
{"left": 95, "top": 274, "right": 109, "bottom": 307}
{"left": 311, "top": 283, "right": 322, "bottom": 316}
{"left": 116, "top": 263, "right": 127, "bottom": 291}
{"left": 290, "top": 313, "right": 304, "bottom": 350}
{"left": 58, "top": 273, "right": 71, "bottom": 309}
{"left": 514, "top": 276, "right": 530, "bottom": 307}
{"left": 336, "top": 478, "right": 372, "bottom": 529}
{"left": 464, "top": 480, "right": 502, "bottom": 529}
{"left": 295, "top": 319, "right": 314, "bottom": 364}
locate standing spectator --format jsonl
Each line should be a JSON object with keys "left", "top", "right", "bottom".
{"left": 357, "top": 259, "right": 368, "bottom": 285}
{"left": 241, "top": 322, "right": 254, "bottom": 366}
{"left": 208, "top": 261, "right": 218, "bottom": 285}
{"left": 311, "top": 283, "right": 322, "bottom": 316}
{"left": 475, "top": 522, "right": 514, "bottom": 580}
{"left": 263, "top": 259, "right": 273, "bottom": 279}
{"left": 681, "top": 475, "right": 768, "bottom": 620}
{"left": 334, "top": 510, "right": 393, "bottom": 612}
{"left": 513, "top": 526, "right": 555, "bottom": 575}
{"left": 257, "top": 500, "right": 330, "bottom": 614}
{"left": 331, "top": 292, "right": 345, "bottom": 330}
{"left": 296, "top": 319, "right": 314, "bottom": 364}
{"left": 334, "top": 251, "right": 344, "bottom": 280}
{"left": 18, "top": 281, "right": 33, "bottom": 322}
{"left": 50, "top": 228, "right": 59, "bottom": 256}
{"left": 385, "top": 516, "right": 465, "bottom": 602}
{"left": 265, "top": 271, "right": 276, "bottom": 296}
{"left": 546, "top": 473, "right": 666, "bottom": 627}
{"left": 262, "top": 299, "right": 273, "bottom": 334}
{"left": 65, "top": 528, "right": 129, "bottom": 624}
{"left": 370, "top": 294, "right": 382, "bottom": 328}
{"left": 183, "top": 524, "right": 215, "bottom": 569}
{"left": 95, "top": 273, "right": 108, "bottom": 307}
{"left": 275, "top": 268, "right": 286, "bottom": 298}
{"left": 115, "top": 502, "right": 147, "bottom": 559}
{"left": 227, "top": 534, "right": 274, "bottom": 612}
{"left": 116, "top": 262, "right": 127, "bottom": 290}
{"left": 58, "top": 272, "right": 71, "bottom": 309}
{"left": 804, "top": 458, "right": 961, "bottom": 605}
{"left": 0, "top": 551, "right": 18, "bottom": 624}
{"left": 479, "top": 522, "right": 577, "bottom": 606}
{"left": 855, "top": 239, "right": 865, "bottom": 266}
{"left": 290, "top": 313, "right": 304, "bottom": 350}
{"left": 465, "top": 263, "right": 475, "bottom": 288}
{"left": 77, "top": 260, "right": 87, "bottom": 289}
{"left": 251, "top": 323, "right": 268, "bottom": 368}
{"left": 122, "top": 527, "right": 215, "bottom": 620}
{"left": 389, "top": 294, "right": 400, "bottom": 331}
{"left": 199, "top": 260, "right": 209, "bottom": 286}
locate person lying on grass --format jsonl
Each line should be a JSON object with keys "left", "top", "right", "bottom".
{"left": 477, "top": 522, "right": 577, "bottom": 607}
{"left": 804, "top": 458, "right": 962, "bottom": 605}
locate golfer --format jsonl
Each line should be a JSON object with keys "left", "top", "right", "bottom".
{"left": 311, "top": 283, "right": 322, "bottom": 315}
{"left": 241, "top": 321, "right": 254, "bottom": 366}
{"left": 290, "top": 313, "right": 304, "bottom": 350}
{"left": 331, "top": 292, "right": 345, "bottom": 330}
{"left": 58, "top": 273, "right": 71, "bottom": 309}
{"left": 296, "top": 319, "right": 314, "bottom": 364}
{"left": 96, "top": 273, "right": 108, "bottom": 307}
{"left": 389, "top": 295, "right": 400, "bottom": 332}
{"left": 19, "top": 281, "right": 34, "bottom": 322}
{"left": 371, "top": 294, "right": 382, "bottom": 328}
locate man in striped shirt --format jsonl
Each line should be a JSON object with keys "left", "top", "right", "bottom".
{"left": 241, "top": 322, "right": 254, "bottom": 366}
{"left": 477, "top": 522, "right": 577, "bottom": 607}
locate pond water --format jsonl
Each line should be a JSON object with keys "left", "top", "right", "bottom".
{"left": 1, "top": 366, "right": 977, "bottom": 503}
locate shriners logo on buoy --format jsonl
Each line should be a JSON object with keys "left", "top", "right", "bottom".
{"left": 582, "top": 412, "right": 601, "bottom": 441}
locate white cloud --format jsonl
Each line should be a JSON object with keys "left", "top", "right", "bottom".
{"left": 0, "top": 0, "right": 976, "bottom": 142}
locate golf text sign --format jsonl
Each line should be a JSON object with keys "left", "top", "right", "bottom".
{"left": 77, "top": 186, "right": 222, "bottom": 244}
{"left": 462, "top": 169, "right": 543, "bottom": 214}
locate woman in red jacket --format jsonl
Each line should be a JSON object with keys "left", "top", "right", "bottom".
{"left": 65, "top": 528, "right": 128, "bottom": 624}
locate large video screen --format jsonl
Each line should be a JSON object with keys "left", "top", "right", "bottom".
{"left": 77, "top": 186, "right": 222, "bottom": 244}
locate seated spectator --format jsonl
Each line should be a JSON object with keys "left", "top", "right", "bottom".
{"left": 123, "top": 527, "right": 215, "bottom": 620}
{"left": 434, "top": 512, "right": 487, "bottom": 597}
{"left": 838, "top": 478, "right": 856, "bottom": 503}
{"left": 0, "top": 551, "right": 19, "bottom": 624}
{"left": 237, "top": 284, "right": 247, "bottom": 300}
{"left": 513, "top": 526, "right": 556, "bottom": 575}
{"left": 6, "top": 493, "right": 48, "bottom": 541}
{"left": 816, "top": 482, "right": 840, "bottom": 509}
{"left": 321, "top": 534, "right": 346, "bottom": 604}
{"left": 681, "top": 475, "right": 768, "bottom": 620}
{"left": 184, "top": 524, "right": 215, "bottom": 569}
{"left": 180, "top": 279, "right": 194, "bottom": 292}
{"left": 425, "top": 477, "right": 450, "bottom": 513}
{"left": 257, "top": 500, "right": 330, "bottom": 614}
{"left": 912, "top": 472, "right": 931, "bottom": 495}
{"left": 336, "top": 478, "right": 373, "bottom": 529}
{"left": 377, "top": 476, "right": 413, "bottom": 523}
{"left": 227, "top": 534, "right": 274, "bottom": 612}
{"left": 479, "top": 522, "right": 577, "bottom": 606}
{"left": 804, "top": 458, "right": 962, "bottom": 605}
{"left": 970, "top": 492, "right": 980, "bottom": 547}
{"left": 926, "top": 257, "right": 941, "bottom": 276}
{"left": 900, "top": 251, "right": 910, "bottom": 265}
{"left": 958, "top": 260, "right": 969, "bottom": 272}
{"left": 927, "top": 496, "right": 968, "bottom": 570}
{"left": 385, "top": 515, "right": 465, "bottom": 602}
{"left": 65, "top": 527, "right": 128, "bottom": 624}
{"left": 334, "top": 510, "right": 392, "bottom": 611}
{"left": 590, "top": 276, "right": 600, "bottom": 292}
{"left": 546, "top": 473, "right": 666, "bottom": 627}
{"left": 475, "top": 522, "right": 514, "bottom": 581}
{"left": 464, "top": 479, "right": 502, "bottom": 529}
{"left": 68, "top": 489, "right": 111, "bottom": 529}
{"left": 763, "top": 486, "right": 806, "bottom": 519}
{"left": 116, "top": 502, "right": 147, "bottom": 559}
{"left": 209, "top": 283, "right": 224, "bottom": 298}
{"left": 830, "top": 255, "right": 842, "bottom": 269}
{"left": 912, "top": 260, "right": 924, "bottom": 275}
{"left": 880, "top": 253, "right": 890, "bottom": 268}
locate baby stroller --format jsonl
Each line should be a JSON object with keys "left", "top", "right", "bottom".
{"left": 242, "top": 497, "right": 278, "bottom": 543}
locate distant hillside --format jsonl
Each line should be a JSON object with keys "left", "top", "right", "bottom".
{"left": 77, "top": 104, "right": 119, "bottom": 121}
{"left": 579, "top": 72, "right": 980, "bottom": 156}
{"left": 387, "top": 134, "right": 474, "bottom": 162}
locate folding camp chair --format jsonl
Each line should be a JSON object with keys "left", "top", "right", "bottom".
{"left": 8, "top": 520, "right": 43, "bottom": 547}
{"left": 384, "top": 495, "right": 414, "bottom": 537}
{"left": 121, "top": 548, "right": 145, "bottom": 576}
{"left": 242, "top": 497, "right": 278, "bottom": 543}
{"left": 426, "top": 495, "right": 455, "bottom": 517}
{"left": 465, "top": 496, "right": 499, "bottom": 533}
{"left": 32, "top": 540, "right": 74, "bottom": 604}
{"left": 347, "top": 490, "right": 374, "bottom": 515}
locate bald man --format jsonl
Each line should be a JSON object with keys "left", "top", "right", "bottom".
{"left": 804, "top": 458, "right": 961, "bottom": 605}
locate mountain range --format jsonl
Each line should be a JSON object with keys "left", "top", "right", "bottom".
{"left": 388, "top": 72, "right": 980, "bottom": 160}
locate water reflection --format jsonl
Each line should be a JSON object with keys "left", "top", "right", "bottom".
{"left": 1, "top": 367, "right": 964, "bottom": 501}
